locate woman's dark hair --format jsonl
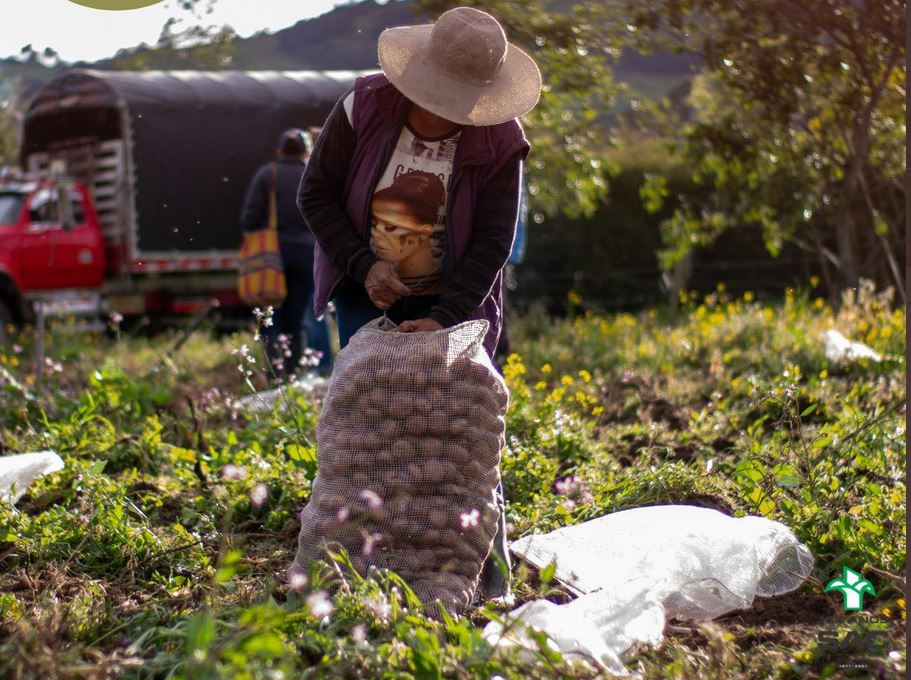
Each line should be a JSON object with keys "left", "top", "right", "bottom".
{"left": 277, "top": 128, "right": 313, "bottom": 157}
{"left": 372, "top": 170, "right": 445, "bottom": 225}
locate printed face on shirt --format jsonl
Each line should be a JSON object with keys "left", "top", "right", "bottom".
{"left": 369, "top": 171, "right": 446, "bottom": 277}
{"left": 370, "top": 198, "right": 434, "bottom": 263}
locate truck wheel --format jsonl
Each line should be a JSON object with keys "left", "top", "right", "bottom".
{"left": 0, "top": 300, "right": 13, "bottom": 345}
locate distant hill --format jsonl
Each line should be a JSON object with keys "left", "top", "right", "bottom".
{"left": 1, "top": 0, "right": 696, "bottom": 103}
{"left": 229, "top": 0, "right": 421, "bottom": 70}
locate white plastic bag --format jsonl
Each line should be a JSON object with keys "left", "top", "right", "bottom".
{"left": 0, "top": 451, "right": 65, "bottom": 504}
{"left": 485, "top": 505, "right": 814, "bottom": 675}
{"left": 823, "top": 329, "right": 881, "bottom": 363}
{"left": 237, "top": 374, "right": 329, "bottom": 413}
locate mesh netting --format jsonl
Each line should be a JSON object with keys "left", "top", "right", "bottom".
{"left": 290, "top": 317, "right": 509, "bottom": 613}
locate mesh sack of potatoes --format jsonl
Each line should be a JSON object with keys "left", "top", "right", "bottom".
{"left": 289, "top": 317, "right": 509, "bottom": 613}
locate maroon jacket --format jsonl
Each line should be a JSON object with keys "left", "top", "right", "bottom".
{"left": 298, "top": 73, "right": 529, "bottom": 356}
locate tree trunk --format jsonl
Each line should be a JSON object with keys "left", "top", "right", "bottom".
{"left": 834, "top": 207, "right": 859, "bottom": 289}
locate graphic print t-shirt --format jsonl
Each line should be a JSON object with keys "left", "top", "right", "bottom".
{"left": 368, "top": 123, "right": 461, "bottom": 295}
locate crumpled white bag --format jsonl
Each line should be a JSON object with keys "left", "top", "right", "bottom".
{"left": 823, "top": 329, "right": 881, "bottom": 363}
{"left": 484, "top": 505, "right": 814, "bottom": 676}
{"left": 0, "top": 451, "right": 65, "bottom": 504}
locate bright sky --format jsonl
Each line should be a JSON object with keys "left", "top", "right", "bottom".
{"left": 2, "top": 0, "right": 351, "bottom": 62}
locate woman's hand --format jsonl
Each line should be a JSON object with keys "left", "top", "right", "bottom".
{"left": 398, "top": 318, "right": 443, "bottom": 333}
{"left": 365, "top": 261, "right": 411, "bottom": 309}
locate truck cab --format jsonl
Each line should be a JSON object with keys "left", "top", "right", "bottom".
{"left": 0, "top": 173, "right": 105, "bottom": 330}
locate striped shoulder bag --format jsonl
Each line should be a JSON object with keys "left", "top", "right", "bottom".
{"left": 238, "top": 163, "right": 287, "bottom": 306}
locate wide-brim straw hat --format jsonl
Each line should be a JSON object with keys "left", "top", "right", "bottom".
{"left": 378, "top": 6, "right": 542, "bottom": 127}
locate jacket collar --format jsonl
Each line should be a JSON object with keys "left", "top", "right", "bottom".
{"left": 374, "top": 77, "right": 496, "bottom": 167}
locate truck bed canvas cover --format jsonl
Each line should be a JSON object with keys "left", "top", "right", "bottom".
{"left": 22, "top": 69, "right": 364, "bottom": 270}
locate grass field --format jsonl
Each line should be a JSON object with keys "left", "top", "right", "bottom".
{"left": 0, "top": 280, "right": 905, "bottom": 679}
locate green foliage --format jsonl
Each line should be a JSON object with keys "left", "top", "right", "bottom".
{"left": 625, "top": 0, "right": 906, "bottom": 291}
{"left": 0, "top": 285, "right": 905, "bottom": 678}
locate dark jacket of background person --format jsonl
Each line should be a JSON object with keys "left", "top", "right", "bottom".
{"left": 298, "top": 73, "right": 529, "bottom": 356}
{"left": 241, "top": 157, "right": 315, "bottom": 246}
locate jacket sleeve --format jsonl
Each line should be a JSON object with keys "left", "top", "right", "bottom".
{"left": 429, "top": 152, "right": 522, "bottom": 328}
{"left": 297, "top": 93, "right": 378, "bottom": 284}
{"left": 240, "top": 165, "right": 269, "bottom": 232}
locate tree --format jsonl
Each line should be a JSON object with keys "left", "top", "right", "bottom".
{"left": 629, "top": 0, "right": 906, "bottom": 296}
{"left": 108, "top": 0, "right": 235, "bottom": 70}
{"left": 0, "top": 75, "right": 23, "bottom": 166}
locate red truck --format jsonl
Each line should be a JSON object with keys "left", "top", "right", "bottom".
{"left": 0, "top": 173, "right": 105, "bottom": 332}
{"left": 1, "top": 68, "right": 359, "bottom": 335}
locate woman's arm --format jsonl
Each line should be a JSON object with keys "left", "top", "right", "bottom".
{"left": 429, "top": 152, "right": 522, "bottom": 327}
{"left": 297, "top": 93, "right": 378, "bottom": 284}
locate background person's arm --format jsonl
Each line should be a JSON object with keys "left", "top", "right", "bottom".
{"left": 239, "top": 165, "right": 269, "bottom": 232}
{"left": 297, "top": 94, "right": 378, "bottom": 284}
{"left": 429, "top": 152, "right": 522, "bottom": 328}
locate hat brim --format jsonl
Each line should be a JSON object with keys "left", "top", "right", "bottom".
{"left": 378, "top": 24, "right": 541, "bottom": 127}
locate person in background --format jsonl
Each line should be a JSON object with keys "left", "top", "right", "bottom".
{"left": 240, "top": 128, "right": 330, "bottom": 379}
{"left": 298, "top": 7, "right": 541, "bottom": 600}
{"left": 493, "top": 174, "right": 528, "bottom": 368}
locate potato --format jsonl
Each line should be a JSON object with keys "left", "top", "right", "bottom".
{"left": 388, "top": 494, "right": 410, "bottom": 513}
{"left": 406, "top": 462, "right": 423, "bottom": 484}
{"left": 391, "top": 438, "right": 416, "bottom": 460}
{"left": 363, "top": 406, "right": 384, "bottom": 424}
{"left": 427, "top": 412, "right": 448, "bottom": 434}
{"left": 367, "top": 506, "right": 388, "bottom": 523}
{"left": 418, "top": 438, "right": 443, "bottom": 458}
{"left": 404, "top": 415, "right": 429, "bottom": 436}
{"left": 386, "top": 371, "right": 409, "bottom": 391}
{"left": 443, "top": 443, "right": 471, "bottom": 466}
{"left": 412, "top": 396, "right": 432, "bottom": 414}
{"left": 450, "top": 417, "right": 470, "bottom": 438}
{"left": 361, "top": 431, "right": 383, "bottom": 450}
{"left": 424, "top": 386, "right": 445, "bottom": 405}
{"left": 463, "top": 386, "right": 507, "bottom": 413}
{"left": 420, "top": 529, "right": 440, "bottom": 544}
{"left": 388, "top": 394, "right": 414, "bottom": 419}
{"left": 367, "top": 391, "right": 387, "bottom": 409}
{"left": 420, "top": 459, "right": 447, "bottom": 485}
{"left": 470, "top": 431, "right": 501, "bottom": 455}
{"left": 439, "top": 529, "right": 461, "bottom": 547}
{"left": 428, "top": 509, "right": 448, "bottom": 529}
{"left": 379, "top": 419, "right": 401, "bottom": 440}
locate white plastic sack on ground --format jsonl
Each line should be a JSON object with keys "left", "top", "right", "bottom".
{"left": 823, "top": 329, "right": 881, "bottom": 363}
{"left": 484, "top": 505, "right": 814, "bottom": 676}
{"left": 237, "top": 374, "right": 329, "bottom": 413}
{"left": 0, "top": 451, "right": 64, "bottom": 503}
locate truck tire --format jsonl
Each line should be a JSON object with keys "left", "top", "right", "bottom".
{"left": 0, "top": 299, "right": 13, "bottom": 345}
